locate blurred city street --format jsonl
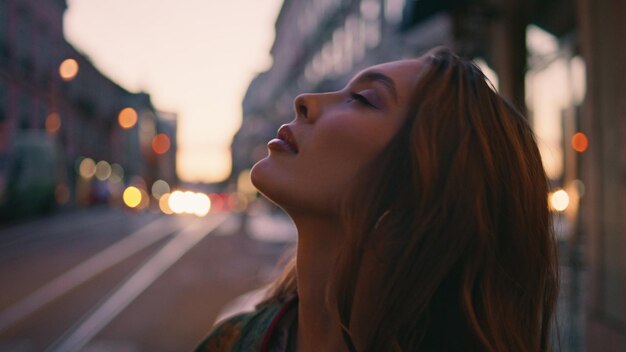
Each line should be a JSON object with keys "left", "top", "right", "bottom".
{"left": 0, "top": 207, "right": 295, "bottom": 351}
{"left": 1, "top": 0, "right": 625, "bottom": 350}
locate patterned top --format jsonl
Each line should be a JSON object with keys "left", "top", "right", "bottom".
{"left": 195, "top": 295, "right": 299, "bottom": 352}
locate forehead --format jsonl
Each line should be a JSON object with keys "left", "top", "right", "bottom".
{"left": 353, "top": 58, "right": 425, "bottom": 103}
{"left": 367, "top": 58, "right": 424, "bottom": 75}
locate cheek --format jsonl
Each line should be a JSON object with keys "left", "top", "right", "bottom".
{"left": 312, "top": 118, "right": 392, "bottom": 169}
{"left": 292, "top": 119, "right": 394, "bottom": 202}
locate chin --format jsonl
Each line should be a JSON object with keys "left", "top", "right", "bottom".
{"left": 250, "top": 154, "right": 272, "bottom": 187}
{"left": 250, "top": 157, "right": 282, "bottom": 203}
{"left": 251, "top": 158, "right": 300, "bottom": 212}
{"left": 249, "top": 159, "right": 266, "bottom": 193}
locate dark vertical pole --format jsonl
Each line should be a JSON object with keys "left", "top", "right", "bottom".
{"left": 487, "top": 0, "right": 529, "bottom": 115}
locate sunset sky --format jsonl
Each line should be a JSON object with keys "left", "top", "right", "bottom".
{"left": 64, "top": 0, "right": 283, "bottom": 183}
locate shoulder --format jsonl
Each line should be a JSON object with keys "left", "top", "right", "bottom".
{"left": 195, "top": 302, "right": 284, "bottom": 352}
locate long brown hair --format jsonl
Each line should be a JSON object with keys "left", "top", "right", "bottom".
{"left": 263, "top": 47, "right": 559, "bottom": 351}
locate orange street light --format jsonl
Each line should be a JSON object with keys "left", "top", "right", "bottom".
{"left": 118, "top": 107, "right": 138, "bottom": 129}
{"left": 571, "top": 132, "right": 589, "bottom": 153}
{"left": 59, "top": 58, "right": 79, "bottom": 81}
{"left": 151, "top": 133, "right": 171, "bottom": 154}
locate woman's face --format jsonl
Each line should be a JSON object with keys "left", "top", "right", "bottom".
{"left": 250, "top": 58, "right": 426, "bottom": 217}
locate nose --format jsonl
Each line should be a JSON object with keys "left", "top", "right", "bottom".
{"left": 294, "top": 93, "right": 317, "bottom": 122}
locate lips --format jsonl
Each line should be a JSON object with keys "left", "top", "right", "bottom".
{"left": 268, "top": 124, "right": 299, "bottom": 154}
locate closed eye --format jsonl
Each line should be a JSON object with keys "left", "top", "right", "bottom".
{"left": 349, "top": 93, "right": 376, "bottom": 108}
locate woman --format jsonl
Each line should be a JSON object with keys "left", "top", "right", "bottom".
{"left": 196, "top": 47, "right": 559, "bottom": 351}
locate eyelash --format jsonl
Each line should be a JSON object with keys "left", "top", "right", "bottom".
{"left": 349, "top": 93, "right": 374, "bottom": 107}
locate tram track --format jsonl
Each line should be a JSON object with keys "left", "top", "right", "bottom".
{"left": 0, "top": 211, "right": 228, "bottom": 351}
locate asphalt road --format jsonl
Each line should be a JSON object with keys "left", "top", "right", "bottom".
{"left": 0, "top": 207, "right": 293, "bottom": 351}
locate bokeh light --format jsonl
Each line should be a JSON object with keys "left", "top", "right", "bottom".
{"left": 159, "top": 193, "right": 173, "bottom": 215}
{"left": 166, "top": 190, "right": 211, "bottom": 216}
{"left": 168, "top": 191, "right": 185, "bottom": 214}
{"left": 118, "top": 107, "right": 138, "bottom": 129}
{"left": 78, "top": 158, "right": 96, "bottom": 179}
{"left": 151, "top": 179, "right": 170, "bottom": 199}
{"left": 571, "top": 132, "right": 589, "bottom": 153}
{"left": 184, "top": 191, "right": 196, "bottom": 214}
{"left": 95, "top": 160, "right": 112, "bottom": 181}
{"left": 151, "top": 133, "right": 171, "bottom": 155}
{"left": 123, "top": 186, "right": 142, "bottom": 208}
{"left": 193, "top": 192, "right": 211, "bottom": 217}
{"left": 45, "top": 113, "right": 61, "bottom": 134}
{"left": 59, "top": 58, "right": 79, "bottom": 81}
{"left": 208, "top": 193, "right": 225, "bottom": 212}
{"left": 549, "top": 189, "right": 570, "bottom": 212}
{"left": 110, "top": 163, "right": 124, "bottom": 183}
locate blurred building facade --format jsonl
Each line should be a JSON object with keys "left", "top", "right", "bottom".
{"left": 577, "top": 0, "right": 626, "bottom": 350}
{"left": 232, "top": 0, "right": 625, "bottom": 350}
{"left": 0, "top": 0, "right": 178, "bottom": 220}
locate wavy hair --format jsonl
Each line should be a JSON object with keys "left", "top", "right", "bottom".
{"left": 263, "top": 47, "right": 559, "bottom": 351}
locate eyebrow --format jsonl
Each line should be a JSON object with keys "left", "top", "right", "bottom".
{"left": 354, "top": 71, "right": 399, "bottom": 103}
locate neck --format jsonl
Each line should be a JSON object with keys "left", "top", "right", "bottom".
{"left": 290, "top": 212, "right": 346, "bottom": 352}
